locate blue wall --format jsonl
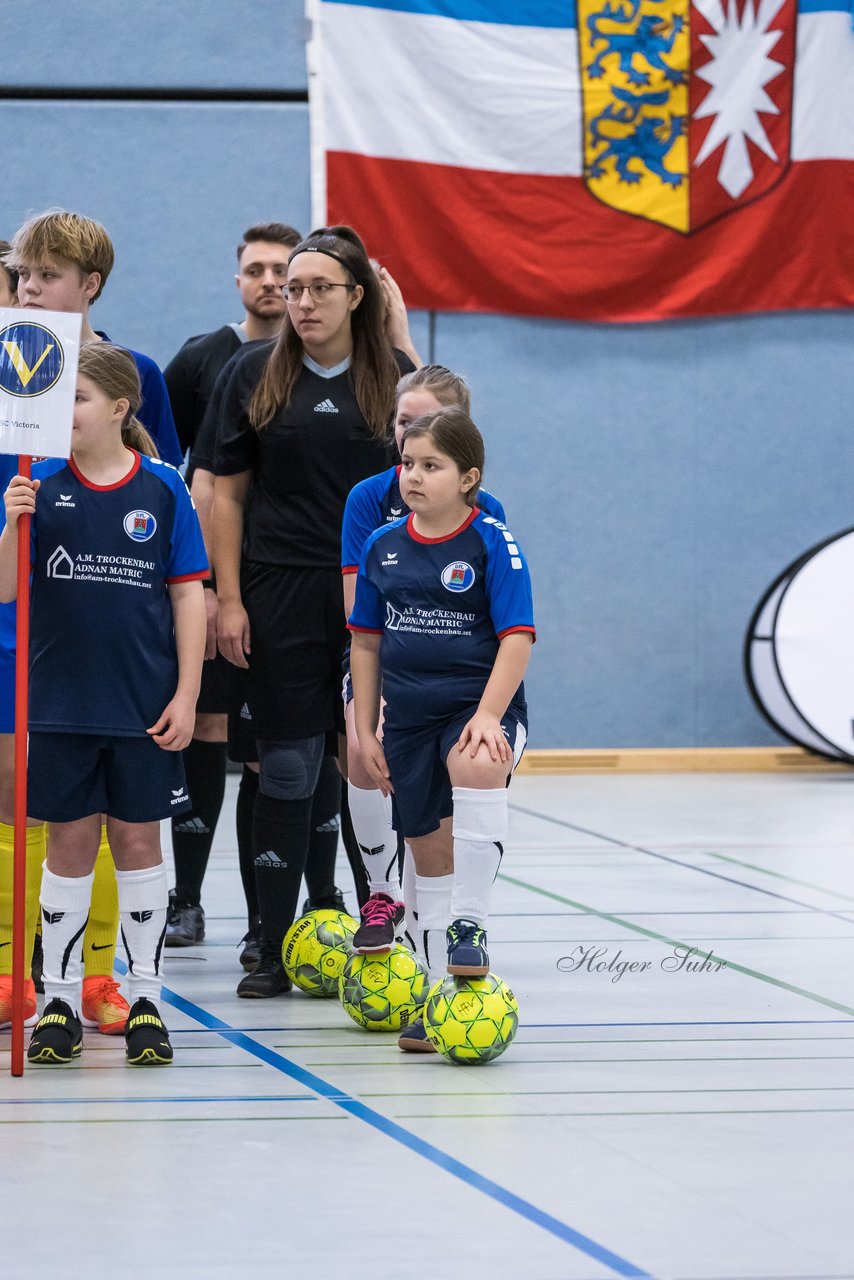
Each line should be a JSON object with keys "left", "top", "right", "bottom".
{"left": 2, "top": 2, "right": 852, "bottom": 749}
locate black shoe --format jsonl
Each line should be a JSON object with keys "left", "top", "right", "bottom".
{"left": 27, "top": 998, "right": 82, "bottom": 1065}
{"left": 301, "top": 886, "right": 347, "bottom": 914}
{"left": 31, "top": 931, "right": 44, "bottom": 994}
{"left": 125, "top": 997, "right": 173, "bottom": 1065}
{"left": 238, "top": 916, "right": 262, "bottom": 971}
{"left": 236, "top": 949, "right": 292, "bottom": 998}
{"left": 352, "top": 892, "right": 406, "bottom": 953}
{"left": 165, "top": 890, "right": 205, "bottom": 947}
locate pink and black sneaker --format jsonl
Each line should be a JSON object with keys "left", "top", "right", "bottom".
{"left": 352, "top": 892, "right": 405, "bottom": 953}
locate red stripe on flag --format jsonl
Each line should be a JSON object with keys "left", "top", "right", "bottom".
{"left": 327, "top": 153, "right": 854, "bottom": 322}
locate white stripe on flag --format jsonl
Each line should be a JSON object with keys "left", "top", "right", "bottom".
{"left": 792, "top": 13, "right": 854, "bottom": 160}
{"left": 318, "top": 3, "right": 853, "bottom": 174}
{"left": 319, "top": 2, "right": 582, "bottom": 177}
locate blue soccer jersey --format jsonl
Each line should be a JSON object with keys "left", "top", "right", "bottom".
{"left": 348, "top": 508, "right": 535, "bottom": 733}
{"left": 341, "top": 465, "right": 507, "bottom": 574}
{"left": 28, "top": 452, "right": 208, "bottom": 735}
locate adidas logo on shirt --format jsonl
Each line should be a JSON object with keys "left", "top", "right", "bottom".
{"left": 240, "top": 703, "right": 252, "bottom": 721}
{"left": 314, "top": 399, "right": 339, "bottom": 413}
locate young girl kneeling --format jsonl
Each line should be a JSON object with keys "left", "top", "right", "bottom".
{"left": 349, "top": 408, "right": 534, "bottom": 1044}
{"left": 0, "top": 343, "right": 208, "bottom": 1065}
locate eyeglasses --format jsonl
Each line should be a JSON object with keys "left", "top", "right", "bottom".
{"left": 282, "top": 282, "right": 354, "bottom": 303}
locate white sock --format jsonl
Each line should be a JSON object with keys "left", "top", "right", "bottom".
{"left": 415, "top": 872, "right": 454, "bottom": 983}
{"left": 400, "top": 842, "right": 418, "bottom": 948}
{"left": 348, "top": 783, "right": 401, "bottom": 897}
{"left": 40, "top": 865, "right": 95, "bottom": 1014}
{"left": 116, "top": 863, "right": 168, "bottom": 1005}
{"left": 450, "top": 787, "right": 507, "bottom": 926}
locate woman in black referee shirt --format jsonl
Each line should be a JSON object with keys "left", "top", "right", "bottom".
{"left": 213, "top": 226, "right": 414, "bottom": 996}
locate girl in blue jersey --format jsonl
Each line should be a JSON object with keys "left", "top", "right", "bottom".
{"left": 349, "top": 407, "right": 534, "bottom": 1049}
{"left": 0, "top": 344, "right": 208, "bottom": 1066}
{"left": 341, "top": 367, "right": 505, "bottom": 958}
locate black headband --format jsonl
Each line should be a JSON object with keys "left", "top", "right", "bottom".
{"left": 288, "top": 243, "right": 354, "bottom": 275}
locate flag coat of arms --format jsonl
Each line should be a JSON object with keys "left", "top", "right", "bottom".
{"left": 307, "top": 0, "right": 854, "bottom": 321}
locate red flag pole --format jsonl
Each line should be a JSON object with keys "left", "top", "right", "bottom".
{"left": 10, "top": 454, "right": 32, "bottom": 1077}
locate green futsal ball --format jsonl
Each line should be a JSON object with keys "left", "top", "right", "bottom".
{"left": 423, "top": 973, "right": 519, "bottom": 1064}
{"left": 281, "top": 909, "right": 358, "bottom": 996}
{"left": 338, "top": 944, "right": 429, "bottom": 1031}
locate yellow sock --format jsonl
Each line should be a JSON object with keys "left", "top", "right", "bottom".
{"left": 0, "top": 822, "right": 45, "bottom": 977}
{"left": 82, "top": 827, "right": 119, "bottom": 979}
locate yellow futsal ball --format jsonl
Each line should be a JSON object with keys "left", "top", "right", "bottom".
{"left": 281, "top": 909, "right": 358, "bottom": 997}
{"left": 338, "top": 944, "right": 429, "bottom": 1031}
{"left": 423, "top": 973, "right": 519, "bottom": 1064}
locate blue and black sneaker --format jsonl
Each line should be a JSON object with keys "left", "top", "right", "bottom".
{"left": 447, "top": 918, "right": 489, "bottom": 976}
{"left": 398, "top": 1016, "right": 437, "bottom": 1054}
{"left": 27, "top": 998, "right": 83, "bottom": 1065}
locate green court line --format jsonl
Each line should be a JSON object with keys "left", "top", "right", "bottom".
{"left": 363, "top": 1086, "right": 854, "bottom": 1097}
{"left": 497, "top": 871, "right": 854, "bottom": 1019}
{"left": 305, "top": 1053, "right": 854, "bottom": 1067}
{"left": 706, "top": 851, "right": 854, "bottom": 904}
{"left": 394, "top": 1107, "right": 854, "bottom": 1118}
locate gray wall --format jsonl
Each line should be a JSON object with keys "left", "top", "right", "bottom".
{"left": 3, "top": 1, "right": 852, "bottom": 749}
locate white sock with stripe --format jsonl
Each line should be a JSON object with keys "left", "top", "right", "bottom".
{"left": 117, "top": 863, "right": 168, "bottom": 1005}
{"left": 40, "top": 865, "right": 95, "bottom": 1015}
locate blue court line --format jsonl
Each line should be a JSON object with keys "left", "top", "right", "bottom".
{"left": 509, "top": 803, "right": 854, "bottom": 927}
{"left": 158, "top": 984, "right": 653, "bottom": 1279}
{"left": 0, "top": 1094, "right": 313, "bottom": 1106}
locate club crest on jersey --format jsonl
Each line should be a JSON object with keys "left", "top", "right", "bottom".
{"left": 0, "top": 321, "right": 65, "bottom": 397}
{"left": 124, "top": 509, "right": 157, "bottom": 542}
{"left": 577, "top": 0, "right": 796, "bottom": 233}
{"left": 441, "top": 561, "right": 475, "bottom": 593}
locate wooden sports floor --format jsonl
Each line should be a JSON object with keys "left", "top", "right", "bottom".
{"left": 3, "top": 770, "right": 854, "bottom": 1280}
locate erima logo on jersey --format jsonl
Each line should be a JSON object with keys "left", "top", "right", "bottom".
{"left": 124, "top": 509, "right": 157, "bottom": 542}
{"left": 480, "top": 517, "right": 523, "bottom": 570}
{"left": 382, "top": 551, "right": 398, "bottom": 567}
{"left": 46, "top": 545, "right": 74, "bottom": 579}
{"left": 314, "top": 399, "right": 338, "bottom": 413}
{"left": 388, "top": 508, "right": 402, "bottom": 519}
{"left": 441, "top": 561, "right": 475, "bottom": 593}
{"left": 55, "top": 493, "right": 76, "bottom": 508}
{"left": 170, "top": 787, "right": 187, "bottom": 806}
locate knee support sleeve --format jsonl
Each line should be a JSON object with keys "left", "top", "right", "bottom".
{"left": 258, "top": 735, "right": 324, "bottom": 802}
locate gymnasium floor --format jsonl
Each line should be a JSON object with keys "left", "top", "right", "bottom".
{"left": 2, "top": 770, "right": 854, "bottom": 1280}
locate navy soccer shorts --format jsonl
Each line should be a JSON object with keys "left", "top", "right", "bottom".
{"left": 386, "top": 706, "right": 527, "bottom": 840}
{"left": 27, "top": 732, "right": 192, "bottom": 824}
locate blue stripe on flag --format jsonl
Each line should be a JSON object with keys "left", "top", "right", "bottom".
{"left": 328, "top": 0, "right": 846, "bottom": 23}
{"left": 326, "top": 0, "right": 576, "bottom": 26}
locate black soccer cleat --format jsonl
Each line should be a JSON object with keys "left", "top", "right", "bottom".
{"left": 301, "top": 886, "right": 347, "bottom": 914}
{"left": 27, "top": 998, "right": 83, "bottom": 1065}
{"left": 238, "top": 916, "right": 262, "bottom": 971}
{"left": 125, "top": 998, "right": 173, "bottom": 1066}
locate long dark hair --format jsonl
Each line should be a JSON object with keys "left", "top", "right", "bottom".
{"left": 249, "top": 225, "right": 400, "bottom": 440}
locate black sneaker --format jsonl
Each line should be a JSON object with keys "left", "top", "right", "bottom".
{"left": 236, "top": 949, "right": 292, "bottom": 998}
{"left": 352, "top": 892, "right": 406, "bottom": 953}
{"left": 125, "top": 998, "right": 173, "bottom": 1066}
{"left": 27, "top": 998, "right": 83, "bottom": 1065}
{"left": 301, "top": 886, "right": 347, "bottom": 914}
{"left": 165, "top": 890, "right": 205, "bottom": 947}
{"left": 31, "top": 931, "right": 44, "bottom": 994}
{"left": 238, "top": 916, "right": 262, "bottom": 971}
{"left": 398, "top": 1017, "right": 437, "bottom": 1054}
{"left": 447, "top": 918, "right": 489, "bottom": 976}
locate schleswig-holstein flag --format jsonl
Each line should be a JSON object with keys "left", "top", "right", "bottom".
{"left": 307, "top": 0, "right": 854, "bottom": 321}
